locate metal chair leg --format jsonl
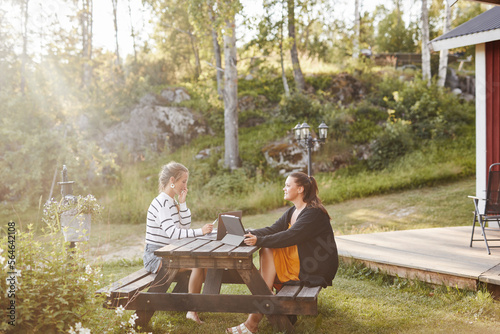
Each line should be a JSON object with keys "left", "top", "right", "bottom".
{"left": 470, "top": 210, "right": 477, "bottom": 248}
{"left": 478, "top": 216, "right": 491, "bottom": 255}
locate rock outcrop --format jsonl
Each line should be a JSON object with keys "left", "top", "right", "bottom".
{"left": 103, "top": 89, "right": 208, "bottom": 160}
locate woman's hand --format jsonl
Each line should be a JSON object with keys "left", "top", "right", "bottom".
{"left": 201, "top": 223, "right": 214, "bottom": 235}
{"left": 244, "top": 232, "right": 257, "bottom": 246}
{"left": 178, "top": 188, "right": 188, "bottom": 203}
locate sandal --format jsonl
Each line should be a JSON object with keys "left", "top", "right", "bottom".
{"left": 226, "top": 322, "right": 257, "bottom": 334}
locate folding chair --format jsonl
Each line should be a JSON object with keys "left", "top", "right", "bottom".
{"left": 469, "top": 162, "right": 500, "bottom": 254}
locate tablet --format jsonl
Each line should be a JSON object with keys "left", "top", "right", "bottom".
{"left": 219, "top": 214, "right": 246, "bottom": 246}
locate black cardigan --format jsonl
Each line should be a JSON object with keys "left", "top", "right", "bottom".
{"left": 251, "top": 206, "right": 339, "bottom": 288}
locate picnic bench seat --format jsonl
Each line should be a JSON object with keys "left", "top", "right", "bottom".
{"left": 97, "top": 267, "right": 323, "bottom": 317}
{"left": 96, "top": 238, "right": 325, "bottom": 332}
{"left": 96, "top": 267, "right": 244, "bottom": 308}
{"left": 275, "top": 285, "right": 323, "bottom": 315}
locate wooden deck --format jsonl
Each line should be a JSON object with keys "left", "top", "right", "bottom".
{"left": 335, "top": 226, "right": 500, "bottom": 296}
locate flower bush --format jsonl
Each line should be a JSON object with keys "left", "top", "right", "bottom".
{"left": 0, "top": 217, "right": 153, "bottom": 333}
{"left": 42, "top": 195, "right": 103, "bottom": 229}
{"left": 0, "top": 223, "right": 104, "bottom": 333}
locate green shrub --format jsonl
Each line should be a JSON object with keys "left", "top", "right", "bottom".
{"left": 0, "top": 224, "right": 103, "bottom": 333}
{"left": 0, "top": 217, "right": 156, "bottom": 334}
{"left": 278, "top": 93, "right": 322, "bottom": 123}
{"left": 385, "top": 79, "right": 475, "bottom": 140}
{"left": 366, "top": 70, "right": 405, "bottom": 107}
{"left": 238, "top": 74, "right": 286, "bottom": 103}
{"left": 204, "top": 168, "right": 252, "bottom": 197}
{"left": 368, "top": 118, "right": 415, "bottom": 170}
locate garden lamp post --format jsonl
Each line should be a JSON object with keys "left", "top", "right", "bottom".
{"left": 293, "top": 122, "right": 329, "bottom": 176}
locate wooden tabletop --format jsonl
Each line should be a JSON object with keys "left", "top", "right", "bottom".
{"left": 154, "top": 238, "right": 258, "bottom": 258}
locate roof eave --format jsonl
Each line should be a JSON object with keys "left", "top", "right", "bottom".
{"left": 429, "top": 29, "right": 500, "bottom": 51}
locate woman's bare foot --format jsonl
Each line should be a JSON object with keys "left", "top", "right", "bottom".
{"left": 186, "top": 311, "right": 204, "bottom": 324}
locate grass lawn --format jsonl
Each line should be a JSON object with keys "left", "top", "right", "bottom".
{"left": 93, "top": 177, "right": 500, "bottom": 333}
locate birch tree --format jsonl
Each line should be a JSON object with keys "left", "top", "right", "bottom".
{"left": 127, "top": 0, "right": 138, "bottom": 63}
{"left": 287, "top": 0, "right": 305, "bottom": 92}
{"left": 223, "top": 15, "right": 239, "bottom": 170}
{"left": 280, "top": 2, "right": 290, "bottom": 97}
{"left": 79, "top": 0, "right": 93, "bottom": 88}
{"left": 353, "top": 0, "right": 360, "bottom": 59}
{"left": 146, "top": 0, "right": 203, "bottom": 80}
{"left": 421, "top": 0, "right": 431, "bottom": 85}
{"left": 208, "top": 2, "right": 223, "bottom": 98}
{"left": 111, "top": 0, "right": 121, "bottom": 67}
{"left": 437, "top": 1, "right": 451, "bottom": 87}
{"left": 20, "top": 0, "right": 29, "bottom": 95}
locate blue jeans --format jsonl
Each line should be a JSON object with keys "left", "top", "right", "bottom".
{"left": 143, "top": 243, "right": 163, "bottom": 273}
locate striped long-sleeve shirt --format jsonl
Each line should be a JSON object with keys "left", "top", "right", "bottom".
{"left": 145, "top": 192, "right": 202, "bottom": 246}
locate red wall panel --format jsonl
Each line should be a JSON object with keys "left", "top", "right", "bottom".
{"left": 486, "top": 40, "right": 500, "bottom": 176}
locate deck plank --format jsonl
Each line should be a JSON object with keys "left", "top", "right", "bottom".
{"left": 336, "top": 226, "right": 500, "bottom": 290}
{"left": 480, "top": 264, "right": 500, "bottom": 285}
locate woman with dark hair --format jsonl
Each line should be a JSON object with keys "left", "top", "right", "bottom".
{"left": 226, "top": 172, "right": 339, "bottom": 334}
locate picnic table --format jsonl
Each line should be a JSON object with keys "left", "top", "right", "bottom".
{"left": 98, "top": 237, "right": 323, "bottom": 332}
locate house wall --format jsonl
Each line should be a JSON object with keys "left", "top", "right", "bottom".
{"left": 486, "top": 40, "right": 500, "bottom": 170}
{"left": 483, "top": 40, "right": 500, "bottom": 227}
{"left": 476, "top": 44, "right": 487, "bottom": 206}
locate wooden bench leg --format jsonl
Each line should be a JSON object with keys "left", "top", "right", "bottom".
{"left": 237, "top": 267, "right": 294, "bottom": 333}
{"left": 134, "top": 267, "right": 179, "bottom": 328}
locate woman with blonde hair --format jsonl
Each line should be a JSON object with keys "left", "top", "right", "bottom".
{"left": 143, "top": 161, "right": 213, "bottom": 324}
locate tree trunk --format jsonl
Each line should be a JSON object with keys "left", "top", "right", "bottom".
{"left": 438, "top": 1, "right": 451, "bottom": 87}
{"left": 127, "top": 0, "right": 138, "bottom": 63}
{"left": 287, "top": 0, "right": 305, "bottom": 92}
{"left": 223, "top": 18, "right": 239, "bottom": 170}
{"left": 208, "top": 5, "right": 223, "bottom": 98}
{"left": 353, "top": 0, "right": 360, "bottom": 59}
{"left": 280, "top": 3, "right": 290, "bottom": 97}
{"left": 80, "top": 0, "right": 93, "bottom": 88}
{"left": 189, "top": 34, "right": 201, "bottom": 80}
{"left": 111, "top": 0, "right": 121, "bottom": 67}
{"left": 421, "top": 0, "right": 431, "bottom": 85}
{"left": 20, "top": 0, "right": 29, "bottom": 96}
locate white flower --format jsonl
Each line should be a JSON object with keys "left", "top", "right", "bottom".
{"left": 69, "top": 322, "right": 90, "bottom": 333}
{"left": 129, "top": 313, "right": 138, "bottom": 326}
{"left": 77, "top": 276, "right": 88, "bottom": 283}
{"left": 115, "top": 305, "right": 125, "bottom": 316}
{"left": 85, "top": 265, "right": 92, "bottom": 275}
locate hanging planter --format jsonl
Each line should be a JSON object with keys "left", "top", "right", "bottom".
{"left": 61, "top": 209, "right": 91, "bottom": 242}
{"left": 43, "top": 194, "right": 102, "bottom": 243}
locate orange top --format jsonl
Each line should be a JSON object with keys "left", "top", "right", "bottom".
{"left": 272, "top": 223, "right": 300, "bottom": 283}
